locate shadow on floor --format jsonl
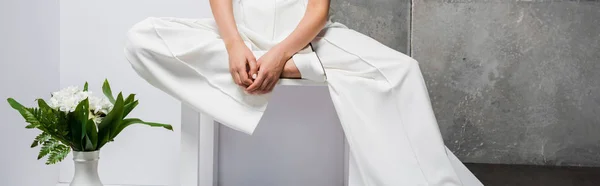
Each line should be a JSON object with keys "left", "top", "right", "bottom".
{"left": 466, "top": 163, "right": 600, "bottom": 186}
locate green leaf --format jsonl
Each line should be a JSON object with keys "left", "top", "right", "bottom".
{"left": 74, "top": 98, "right": 89, "bottom": 141}
{"left": 111, "top": 118, "right": 173, "bottom": 140}
{"left": 122, "top": 94, "right": 137, "bottom": 118}
{"left": 31, "top": 132, "right": 51, "bottom": 148}
{"left": 38, "top": 138, "right": 59, "bottom": 160}
{"left": 38, "top": 146, "right": 51, "bottom": 160}
{"left": 66, "top": 113, "right": 82, "bottom": 151}
{"left": 25, "top": 124, "right": 37, "bottom": 129}
{"left": 69, "top": 98, "right": 89, "bottom": 150}
{"left": 37, "top": 137, "right": 70, "bottom": 165}
{"left": 36, "top": 99, "right": 51, "bottom": 110}
{"left": 123, "top": 100, "right": 138, "bottom": 118}
{"left": 97, "top": 93, "right": 124, "bottom": 149}
{"left": 102, "top": 79, "right": 115, "bottom": 104}
{"left": 31, "top": 139, "right": 39, "bottom": 148}
{"left": 83, "top": 82, "right": 89, "bottom": 91}
{"left": 85, "top": 118, "right": 98, "bottom": 151}
{"left": 56, "top": 111, "right": 71, "bottom": 138}
{"left": 7, "top": 98, "right": 41, "bottom": 128}
{"left": 45, "top": 144, "right": 70, "bottom": 165}
{"left": 84, "top": 136, "right": 94, "bottom": 151}
{"left": 124, "top": 94, "right": 136, "bottom": 104}
{"left": 8, "top": 98, "right": 73, "bottom": 151}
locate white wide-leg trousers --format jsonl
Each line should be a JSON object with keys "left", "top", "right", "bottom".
{"left": 123, "top": 6, "right": 484, "bottom": 186}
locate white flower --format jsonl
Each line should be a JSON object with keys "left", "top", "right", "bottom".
{"left": 89, "top": 114, "right": 104, "bottom": 124}
{"left": 88, "top": 94, "right": 113, "bottom": 115}
{"left": 48, "top": 86, "right": 114, "bottom": 123}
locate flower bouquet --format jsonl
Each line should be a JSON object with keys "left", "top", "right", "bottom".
{"left": 6, "top": 79, "right": 172, "bottom": 186}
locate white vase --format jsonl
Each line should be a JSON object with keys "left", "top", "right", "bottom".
{"left": 70, "top": 151, "right": 103, "bottom": 186}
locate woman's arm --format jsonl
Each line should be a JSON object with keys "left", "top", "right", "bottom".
{"left": 210, "top": 0, "right": 257, "bottom": 87}
{"left": 273, "top": 0, "right": 330, "bottom": 60}
{"left": 246, "top": 0, "right": 330, "bottom": 93}
{"left": 209, "top": 0, "right": 242, "bottom": 47}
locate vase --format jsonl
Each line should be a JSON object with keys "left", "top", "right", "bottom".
{"left": 70, "top": 150, "right": 103, "bottom": 186}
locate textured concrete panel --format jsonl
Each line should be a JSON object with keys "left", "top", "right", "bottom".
{"left": 329, "top": 0, "right": 411, "bottom": 53}
{"left": 412, "top": 1, "right": 600, "bottom": 166}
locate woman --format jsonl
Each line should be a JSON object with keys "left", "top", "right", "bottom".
{"left": 124, "top": 0, "right": 483, "bottom": 185}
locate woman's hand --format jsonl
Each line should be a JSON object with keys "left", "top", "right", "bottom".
{"left": 245, "top": 47, "right": 288, "bottom": 94}
{"left": 245, "top": 0, "right": 330, "bottom": 94}
{"left": 209, "top": 0, "right": 257, "bottom": 87}
{"left": 226, "top": 41, "right": 258, "bottom": 87}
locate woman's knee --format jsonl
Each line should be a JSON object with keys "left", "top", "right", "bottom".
{"left": 125, "top": 17, "right": 155, "bottom": 53}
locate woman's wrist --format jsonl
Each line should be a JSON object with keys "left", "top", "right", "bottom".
{"left": 272, "top": 43, "right": 296, "bottom": 61}
{"left": 224, "top": 38, "right": 244, "bottom": 51}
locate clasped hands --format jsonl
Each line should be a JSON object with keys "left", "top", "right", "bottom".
{"left": 226, "top": 41, "right": 288, "bottom": 95}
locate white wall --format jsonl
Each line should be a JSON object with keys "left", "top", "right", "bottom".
{"left": 58, "top": 0, "right": 211, "bottom": 185}
{"left": 0, "top": 0, "right": 61, "bottom": 186}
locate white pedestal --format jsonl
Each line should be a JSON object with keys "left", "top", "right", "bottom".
{"left": 180, "top": 79, "right": 352, "bottom": 186}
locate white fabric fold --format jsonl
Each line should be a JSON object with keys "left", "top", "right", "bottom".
{"left": 293, "top": 45, "right": 327, "bottom": 82}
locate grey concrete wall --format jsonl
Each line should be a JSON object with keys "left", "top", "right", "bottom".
{"left": 412, "top": 0, "right": 600, "bottom": 166}
{"left": 330, "top": 0, "right": 600, "bottom": 167}
{"left": 329, "top": 0, "right": 411, "bottom": 53}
